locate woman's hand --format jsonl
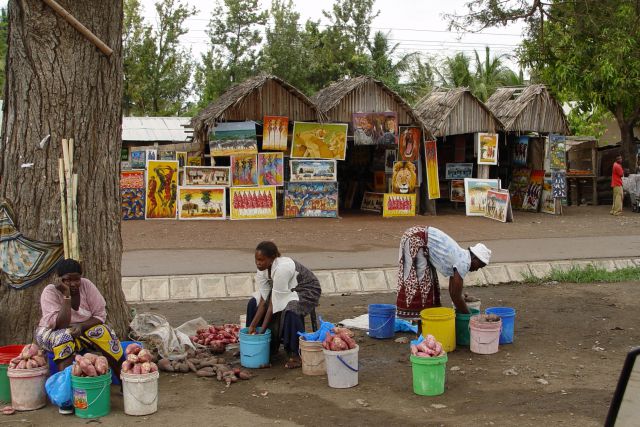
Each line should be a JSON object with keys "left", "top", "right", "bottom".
{"left": 55, "top": 278, "right": 71, "bottom": 297}
{"left": 68, "top": 324, "right": 82, "bottom": 338}
{"left": 248, "top": 326, "right": 256, "bottom": 335}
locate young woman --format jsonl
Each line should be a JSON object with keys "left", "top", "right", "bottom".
{"left": 246, "top": 241, "right": 321, "bottom": 369}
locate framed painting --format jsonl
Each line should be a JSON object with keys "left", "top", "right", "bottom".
{"left": 385, "top": 149, "right": 396, "bottom": 174}
{"left": 424, "top": 140, "right": 440, "bottom": 199}
{"left": 352, "top": 112, "right": 398, "bottom": 145}
{"left": 463, "top": 178, "right": 501, "bottom": 216}
{"left": 178, "top": 186, "right": 226, "bottom": 220}
{"left": 477, "top": 133, "right": 498, "bottom": 165}
{"left": 509, "top": 167, "right": 531, "bottom": 209}
{"left": 121, "top": 147, "right": 129, "bottom": 162}
{"left": 131, "top": 150, "right": 145, "bottom": 169}
{"left": 513, "top": 136, "right": 529, "bottom": 166}
{"left": 450, "top": 179, "right": 465, "bottom": 202}
{"left": 145, "top": 148, "right": 157, "bottom": 163}
{"left": 231, "top": 154, "right": 258, "bottom": 186}
{"left": 230, "top": 186, "right": 277, "bottom": 220}
{"left": 209, "top": 121, "right": 258, "bottom": 157}
{"left": 284, "top": 182, "right": 339, "bottom": 218}
{"left": 361, "top": 192, "right": 384, "bottom": 213}
{"left": 176, "top": 151, "right": 187, "bottom": 168}
{"left": 522, "top": 170, "right": 544, "bottom": 212}
{"left": 289, "top": 159, "right": 337, "bottom": 182}
{"left": 391, "top": 161, "right": 417, "bottom": 194}
{"left": 549, "top": 134, "right": 566, "bottom": 170}
{"left": 258, "top": 152, "right": 284, "bottom": 186}
{"left": 291, "top": 122, "right": 348, "bottom": 160}
{"left": 184, "top": 166, "right": 230, "bottom": 187}
{"left": 445, "top": 163, "right": 473, "bottom": 180}
{"left": 120, "top": 170, "right": 145, "bottom": 220}
{"left": 398, "top": 127, "right": 421, "bottom": 161}
{"left": 187, "top": 156, "right": 202, "bottom": 166}
{"left": 262, "top": 116, "right": 288, "bottom": 151}
{"left": 552, "top": 171, "right": 567, "bottom": 198}
{"left": 540, "top": 175, "right": 556, "bottom": 215}
{"left": 145, "top": 160, "right": 179, "bottom": 219}
{"left": 485, "top": 189, "right": 510, "bottom": 222}
{"left": 159, "top": 150, "right": 176, "bottom": 161}
{"left": 382, "top": 193, "right": 416, "bottom": 217}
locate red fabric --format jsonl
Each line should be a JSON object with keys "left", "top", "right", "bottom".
{"left": 611, "top": 162, "right": 623, "bottom": 187}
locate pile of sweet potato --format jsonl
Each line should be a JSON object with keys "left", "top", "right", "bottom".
{"left": 322, "top": 327, "right": 357, "bottom": 351}
{"left": 157, "top": 349, "right": 251, "bottom": 387}
{"left": 410, "top": 334, "right": 445, "bottom": 358}
{"left": 189, "top": 324, "right": 240, "bottom": 354}
{"left": 72, "top": 353, "right": 110, "bottom": 377}
{"left": 121, "top": 344, "right": 158, "bottom": 375}
{"left": 7, "top": 344, "right": 46, "bottom": 370}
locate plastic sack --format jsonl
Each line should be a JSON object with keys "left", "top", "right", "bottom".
{"left": 410, "top": 334, "right": 424, "bottom": 347}
{"left": 45, "top": 365, "right": 72, "bottom": 408}
{"left": 129, "top": 313, "right": 195, "bottom": 360}
{"left": 395, "top": 318, "right": 418, "bottom": 334}
{"left": 297, "top": 316, "right": 334, "bottom": 342}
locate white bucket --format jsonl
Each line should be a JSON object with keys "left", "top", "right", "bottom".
{"left": 469, "top": 316, "right": 501, "bottom": 355}
{"left": 239, "top": 314, "right": 247, "bottom": 328}
{"left": 121, "top": 371, "right": 159, "bottom": 416}
{"left": 322, "top": 345, "right": 359, "bottom": 389}
{"left": 299, "top": 338, "right": 326, "bottom": 376}
{"left": 452, "top": 300, "right": 481, "bottom": 311}
{"left": 7, "top": 365, "right": 49, "bottom": 411}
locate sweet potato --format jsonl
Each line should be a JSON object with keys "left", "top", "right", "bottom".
{"left": 121, "top": 360, "right": 133, "bottom": 373}
{"left": 126, "top": 343, "right": 142, "bottom": 355}
{"left": 84, "top": 353, "right": 98, "bottom": 364}
{"left": 140, "top": 362, "right": 151, "bottom": 374}
{"left": 238, "top": 370, "right": 252, "bottom": 380}
{"left": 333, "top": 327, "right": 354, "bottom": 337}
{"left": 157, "top": 359, "right": 173, "bottom": 372}
{"left": 330, "top": 337, "right": 348, "bottom": 351}
{"left": 337, "top": 332, "right": 357, "bottom": 350}
{"left": 186, "top": 360, "right": 197, "bottom": 373}
{"left": 137, "top": 349, "right": 152, "bottom": 363}
{"left": 72, "top": 364, "right": 83, "bottom": 377}
{"left": 178, "top": 363, "right": 189, "bottom": 373}
{"left": 2, "top": 406, "right": 15, "bottom": 415}
{"left": 126, "top": 354, "right": 139, "bottom": 364}
{"left": 196, "top": 368, "right": 215, "bottom": 377}
{"left": 26, "top": 359, "right": 38, "bottom": 369}
{"left": 21, "top": 344, "right": 39, "bottom": 360}
{"left": 132, "top": 364, "right": 142, "bottom": 375}
{"left": 16, "top": 360, "right": 26, "bottom": 370}
{"left": 81, "top": 362, "right": 97, "bottom": 377}
{"left": 149, "top": 362, "right": 158, "bottom": 373}
{"left": 32, "top": 355, "right": 46, "bottom": 367}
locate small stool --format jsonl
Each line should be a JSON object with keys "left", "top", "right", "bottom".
{"left": 305, "top": 308, "right": 318, "bottom": 332}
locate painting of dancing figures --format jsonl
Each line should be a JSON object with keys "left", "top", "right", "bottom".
{"left": 145, "top": 160, "right": 179, "bottom": 219}
{"left": 262, "top": 116, "right": 288, "bottom": 151}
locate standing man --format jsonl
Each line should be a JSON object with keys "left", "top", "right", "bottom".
{"left": 611, "top": 155, "right": 624, "bottom": 216}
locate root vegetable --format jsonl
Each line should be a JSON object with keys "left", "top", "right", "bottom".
{"left": 137, "top": 349, "right": 152, "bottom": 363}
{"left": 16, "top": 361, "right": 26, "bottom": 369}
{"left": 72, "top": 364, "right": 83, "bottom": 377}
{"left": 186, "top": 360, "right": 197, "bottom": 373}
{"left": 121, "top": 361, "right": 133, "bottom": 374}
{"left": 26, "top": 359, "right": 38, "bottom": 369}
{"left": 178, "top": 363, "right": 189, "bottom": 373}
{"left": 329, "top": 337, "right": 348, "bottom": 351}
{"left": 126, "top": 344, "right": 142, "bottom": 355}
{"left": 21, "top": 344, "right": 39, "bottom": 360}
{"left": 333, "top": 327, "right": 354, "bottom": 337}
{"left": 32, "top": 355, "right": 46, "bottom": 367}
{"left": 158, "top": 359, "right": 173, "bottom": 372}
{"left": 337, "top": 332, "right": 356, "bottom": 350}
{"left": 132, "top": 364, "right": 142, "bottom": 375}
{"left": 127, "top": 354, "right": 139, "bottom": 364}
{"left": 2, "top": 406, "right": 15, "bottom": 415}
{"left": 141, "top": 362, "right": 151, "bottom": 374}
{"left": 149, "top": 362, "right": 158, "bottom": 373}
{"left": 84, "top": 353, "right": 98, "bottom": 364}
{"left": 80, "top": 361, "right": 97, "bottom": 377}
{"left": 238, "top": 370, "right": 252, "bottom": 380}
{"left": 196, "top": 368, "right": 216, "bottom": 377}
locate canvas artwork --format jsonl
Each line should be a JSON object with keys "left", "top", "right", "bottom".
{"left": 120, "top": 170, "right": 145, "bottom": 220}
{"left": 450, "top": 180, "right": 465, "bottom": 202}
{"left": 231, "top": 155, "right": 258, "bottom": 186}
{"left": 464, "top": 178, "right": 501, "bottom": 216}
{"left": 176, "top": 152, "right": 187, "bottom": 168}
{"left": 187, "top": 156, "right": 202, "bottom": 166}
{"left": 477, "top": 133, "right": 499, "bottom": 165}
{"left": 352, "top": 112, "right": 398, "bottom": 145}
{"left": 521, "top": 170, "right": 545, "bottom": 212}
{"left": 258, "top": 152, "right": 284, "bottom": 186}
{"left": 262, "top": 116, "right": 289, "bottom": 151}
{"left": 145, "top": 160, "right": 178, "bottom": 219}
{"left": 514, "top": 136, "right": 529, "bottom": 166}
{"left": 549, "top": 134, "right": 566, "bottom": 170}
{"left": 398, "top": 127, "right": 422, "bottom": 161}
{"left": 159, "top": 151, "right": 176, "bottom": 161}
{"left": 289, "top": 159, "right": 336, "bottom": 182}
{"left": 121, "top": 148, "right": 129, "bottom": 162}
{"left": 382, "top": 193, "right": 416, "bottom": 217}
{"left": 184, "top": 166, "right": 230, "bottom": 187}
{"left": 121, "top": 161, "right": 131, "bottom": 171}
{"left": 209, "top": 121, "right": 258, "bottom": 157}
{"left": 485, "top": 189, "right": 510, "bottom": 222}
{"left": 291, "top": 122, "right": 348, "bottom": 160}
{"left": 391, "top": 161, "right": 418, "bottom": 194}
{"left": 131, "top": 150, "right": 145, "bottom": 169}
{"left": 445, "top": 163, "right": 473, "bottom": 180}
{"left": 424, "top": 140, "right": 440, "bottom": 199}
{"left": 145, "top": 148, "right": 157, "bottom": 163}
{"left": 178, "top": 186, "right": 226, "bottom": 220}
{"left": 230, "top": 186, "right": 277, "bottom": 220}
{"left": 552, "top": 170, "right": 567, "bottom": 198}
{"left": 284, "top": 182, "right": 339, "bottom": 218}
{"left": 361, "top": 192, "right": 384, "bottom": 213}
{"left": 385, "top": 149, "right": 396, "bottom": 173}
{"left": 540, "top": 175, "right": 556, "bottom": 215}
{"left": 509, "top": 168, "right": 532, "bottom": 209}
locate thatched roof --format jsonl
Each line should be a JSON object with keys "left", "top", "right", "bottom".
{"left": 486, "top": 84, "right": 570, "bottom": 134}
{"left": 414, "top": 87, "right": 502, "bottom": 137}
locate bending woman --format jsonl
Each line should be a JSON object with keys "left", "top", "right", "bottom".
{"left": 246, "top": 241, "right": 321, "bottom": 369}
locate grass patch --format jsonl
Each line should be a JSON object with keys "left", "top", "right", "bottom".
{"left": 523, "top": 265, "right": 640, "bottom": 284}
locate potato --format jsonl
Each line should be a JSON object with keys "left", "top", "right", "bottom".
{"left": 196, "top": 368, "right": 216, "bottom": 377}
{"left": 137, "top": 349, "right": 152, "bottom": 363}
{"left": 178, "top": 363, "right": 189, "bottom": 373}
{"left": 126, "top": 343, "right": 142, "bottom": 355}
{"left": 186, "top": 360, "right": 197, "bottom": 373}
{"left": 148, "top": 362, "right": 158, "bottom": 373}
{"left": 238, "top": 370, "right": 252, "bottom": 380}
{"left": 72, "top": 364, "right": 83, "bottom": 377}
{"left": 157, "top": 359, "right": 173, "bottom": 372}
{"left": 127, "top": 354, "right": 139, "bottom": 364}
{"left": 84, "top": 353, "right": 98, "bottom": 364}
{"left": 132, "top": 364, "right": 142, "bottom": 375}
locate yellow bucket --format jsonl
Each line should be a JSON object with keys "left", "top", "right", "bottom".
{"left": 420, "top": 307, "right": 456, "bottom": 352}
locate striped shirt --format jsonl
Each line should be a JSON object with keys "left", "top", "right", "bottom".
{"left": 426, "top": 227, "right": 471, "bottom": 278}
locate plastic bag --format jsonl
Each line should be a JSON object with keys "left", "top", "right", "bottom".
{"left": 45, "top": 365, "right": 72, "bottom": 408}
{"left": 395, "top": 318, "right": 418, "bottom": 334}
{"left": 129, "top": 313, "right": 194, "bottom": 360}
{"left": 297, "top": 316, "right": 335, "bottom": 342}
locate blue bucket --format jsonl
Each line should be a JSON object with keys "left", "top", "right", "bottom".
{"left": 368, "top": 304, "right": 396, "bottom": 339}
{"left": 239, "top": 328, "right": 271, "bottom": 368}
{"left": 485, "top": 307, "right": 516, "bottom": 344}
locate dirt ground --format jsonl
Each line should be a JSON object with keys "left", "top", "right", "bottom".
{"left": 12, "top": 280, "right": 639, "bottom": 427}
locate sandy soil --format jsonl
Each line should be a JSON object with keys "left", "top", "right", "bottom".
{"left": 13, "top": 280, "right": 639, "bottom": 427}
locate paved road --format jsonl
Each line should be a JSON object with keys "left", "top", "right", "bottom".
{"left": 122, "top": 234, "right": 640, "bottom": 276}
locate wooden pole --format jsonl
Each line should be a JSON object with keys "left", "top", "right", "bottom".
{"left": 58, "top": 159, "right": 69, "bottom": 258}
{"left": 71, "top": 173, "right": 79, "bottom": 260}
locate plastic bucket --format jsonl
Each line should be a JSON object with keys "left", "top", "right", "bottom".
{"left": 7, "top": 366, "right": 49, "bottom": 411}
{"left": 410, "top": 353, "right": 448, "bottom": 396}
{"left": 455, "top": 308, "right": 480, "bottom": 347}
{"left": 485, "top": 307, "right": 516, "bottom": 344}
{"left": 420, "top": 307, "right": 456, "bottom": 352}
{"left": 368, "top": 304, "right": 396, "bottom": 339}
{"left": 467, "top": 300, "right": 481, "bottom": 311}
{"left": 0, "top": 345, "right": 26, "bottom": 404}
{"left": 0, "top": 345, "right": 26, "bottom": 364}
{"left": 299, "top": 338, "right": 326, "bottom": 376}
{"left": 239, "top": 328, "right": 271, "bottom": 369}
{"left": 323, "top": 345, "right": 359, "bottom": 389}
{"left": 469, "top": 315, "right": 502, "bottom": 355}
{"left": 71, "top": 371, "right": 111, "bottom": 418}
{"left": 121, "top": 371, "right": 159, "bottom": 416}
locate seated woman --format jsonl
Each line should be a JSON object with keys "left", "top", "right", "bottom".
{"left": 35, "top": 259, "right": 123, "bottom": 383}
{"left": 246, "top": 241, "right": 321, "bottom": 369}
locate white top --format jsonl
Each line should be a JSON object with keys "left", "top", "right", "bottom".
{"left": 252, "top": 257, "right": 299, "bottom": 313}
{"left": 426, "top": 227, "right": 471, "bottom": 278}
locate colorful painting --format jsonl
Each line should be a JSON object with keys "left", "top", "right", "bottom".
{"left": 399, "top": 127, "right": 422, "bottom": 161}
{"left": 262, "top": 116, "right": 288, "bottom": 151}
{"left": 549, "top": 134, "right": 566, "bottom": 170}
{"left": 209, "top": 121, "right": 258, "bottom": 157}
{"left": 145, "top": 160, "right": 178, "bottom": 219}
{"left": 120, "top": 170, "right": 145, "bottom": 220}
{"left": 540, "top": 175, "right": 556, "bottom": 215}
{"left": 477, "top": 133, "right": 498, "bottom": 165}
{"left": 391, "top": 161, "right": 418, "bottom": 194}
{"left": 450, "top": 180, "right": 465, "bottom": 202}
{"left": 121, "top": 148, "right": 129, "bottom": 162}
{"left": 289, "top": 159, "right": 337, "bottom": 182}
{"left": 284, "top": 182, "right": 339, "bottom": 218}
{"left": 121, "top": 161, "right": 131, "bottom": 171}
{"left": 176, "top": 152, "right": 187, "bottom": 168}
{"left": 382, "top": 193, "right": 416, "bottom": 217}
{"left": 464, "top": 178, "right": 501, "bottom": 216}
{"left": 145, "top": 148, "right": 157, "bottom": 163}
{"left": 521, "top": 170, "right": 545, "bottom": 212}
{"left": 361, "top": 192, "right": 384, "bottom": 213}
{"left": 178, "top": 186, "right": 226, "bottom": 220}
{"left": 509, "top": 168, "right": 531, "bottom": 209}
{"left": 352, "top": 112, "right": 398, "bottom": 145}
{"left": 485, "top": 189, "right": 510, "bottom": 222}
{"left": 230, "top": 186, "right": 277, "bottom": 220}
{"left": 187, "top": 156, "right": 202, "bottom": 166}
{"left": 184, "top": 166, "right": 230, "bottom": 187}
{"left": 385, "top": 149, "right": 396, "bottom": 173}
{"left": 445, "top": 163, "right": 473, "bottom": 180}
{"left": 131, "top": 150, "right": 145, "bottom": 169}
{"left": 552, "top": 171, "right": 567, "bottom": 198}
{"left": 514, "top": 136, "right": 529, "bottom": 166}
{"left": 159, "top": 151, "right": 176, "bottom": 161}
{"left": 425, "top": 140, "right": 440, "bottom": 199}
{"left": 291, "top": 122, "right": 348, "bottom": 160}
{"left": 231, "top": 155, "right": 258, "bottom": 186}
{"left": 258, "top": 152, "right": 284, "bottom": 186}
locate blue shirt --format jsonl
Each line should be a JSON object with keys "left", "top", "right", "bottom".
{"left": 426, "top": 227, "right": 471, "bottom": 278}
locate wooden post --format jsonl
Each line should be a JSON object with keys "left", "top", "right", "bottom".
{"left": 72, "top": 173, "right": 79, "bottom": 260}
{"left": 477, "top": 165, "right": 490, "bottom": 180}
{"left": 58, "top": 159, "right": 69, "bottom": 258}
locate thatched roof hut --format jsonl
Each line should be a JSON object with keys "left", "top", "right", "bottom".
{"left": 414, "top": 87, "right": 502, "bottom": 138}
{"left": 486, "top": 85, "right": 569, "bottom": 134}
{"left": 191, "top": 74, "right": 323, "bottom": 144}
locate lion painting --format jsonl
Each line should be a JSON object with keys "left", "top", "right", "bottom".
{"left": 392, "top": 161, "right": 417, "bottom": 194}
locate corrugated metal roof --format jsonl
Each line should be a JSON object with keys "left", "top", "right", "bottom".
{"left": 122, "top": 117, "right": 192, "bottom": 142}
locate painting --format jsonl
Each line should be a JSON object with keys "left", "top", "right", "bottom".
{"left": 284, "top": 182, "right": 339, "bottom": 218}
{"left": 176, "top": 152, "right": 187, "bottom": 168}
{"left": 552, "top": 170, "right": 567, "bottom": 198}
{"left": 385, "top": 149, "right": 396, "bottom": 173}
{"left": 382, "top": 193, "right": 416, "bottom": 217}
{"left": 352, "top": 112, "right": 397, "bottom": 145}
{"left": 145, "top": 148, "right": 157, "bottom": 163}
{"left": 121, "top": 148, "right": 129, "bottom": 162}
{"left": 514, "top": 136, "right": 528, "bottom": 166}
{"left": 424, "top": 140, "right": 440, "bottom": 199}
{"left": 540, "top": 175, "right": 556, "bottom": 215}
{"left": 262, "top": 116, "right": 288, "bottom": 151}
{"left": 178, "top": 186, "right": 226, "bottom": 220}
{"left": 398, "top": 127, "right": 422, "bottom": 161}
{"left": 258, "top": 152, "right": 284, "bottom": 186}
{"left": 145, "top": 160, "right": 178, "bottom": 219}
{"left": 391, "top": 161, "right": 417, "bottom": 194}
{"left": 464, "top": 178, "right": 501, "bottom": 216}
{"left": 450, "top": 180, "right": 465, "bottom": 202}
{"left": 231, "top": 154, "right": 258, "bottom": 186}
{"left": 521, "top": 170, "right": 545, "bottom": 212}
{"left": 120, "top": 170, "right": 145, "bottom": 220}
{"left": 288, "top": 159, "right": 335, "bottom": 182}
{"left": 159, "top": 151, "right": 176, "bottom": 161}
{"left": 361, "top": 192, "right": 384, "bottom": 213}
{"left": 445, "top": 163, "right": 473, "bottom": 180}
{"left": 230, "top": 186, "right": 277, "bottom": 220}
{"left": 184, "top": 166, "right": 230, "bottom": 187}
{"left": 485, "top": 189, "right": 510, "bottom": 222}
{"left": 291, "top": 122, "right": 348, "bottom": 160}
{"left": 187, "top": 156, "right": 202, "bottom": 166}
{"left": 209, "top": 121, "right": 258, "bottom": 157}
{"left": 131, "top": 150, "right": 145, "bottom": 169}
{"left": 509, "top": 168, "right": 531, "bottom": 209}
{"left": 477, "top": 133, "right": 498, "bottom": 165}
{"left": 121, "top": 161, "right": 131, "bottom": 171}
{"left": 549, "top": 134, "right": 566, "bottom": 170}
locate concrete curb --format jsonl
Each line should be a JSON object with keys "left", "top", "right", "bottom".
{"left": 122, "top": 257, "right": 640, "bottom": 303}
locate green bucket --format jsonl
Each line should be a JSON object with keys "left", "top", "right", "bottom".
{"left": 410, "top": 354, "right": 448, "bottom": 396}
{"left": 455, "top": 308, "right": 481, "bottom": 346}
{"left": 0, "top": 364, "right": 10, "bottom": 404}
{"left": 71, "top": 371, "right": 111, "bottom": 418}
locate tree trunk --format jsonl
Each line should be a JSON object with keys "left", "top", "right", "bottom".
{"left": 0, "top": 0, "right": 129, "bottom": 345}
{"left": 619, "top": 122, "right": 637, "bottom": 171}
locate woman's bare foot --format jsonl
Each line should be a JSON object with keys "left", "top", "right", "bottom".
{"left": 284, "top": 356, "right": 301, "bottom": 369}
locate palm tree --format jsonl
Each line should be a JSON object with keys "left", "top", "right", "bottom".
{"left": 436, "top": 52, "right": 475, "bottom": 89}
{"left": 473, "top": 46, "right": 524, "bottom": 101}
{"left": 368, "top": 31, "right": 417, "bottom": 99}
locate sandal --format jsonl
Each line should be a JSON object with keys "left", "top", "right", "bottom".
{"left": 284, "top": 357, "right": 302, "bottom": 369}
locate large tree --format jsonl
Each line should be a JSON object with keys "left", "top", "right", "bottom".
{"left": 473, "top": 46, "right": 523, "bottom": 102}
{"left": 0, "top": 0, "right": 129, "bottom": 343}
{"left": 0, "top": 8, "right": 7, "bottom": 95}
{"left": 368, "top": 31, "right": 417, "bottom": 99}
